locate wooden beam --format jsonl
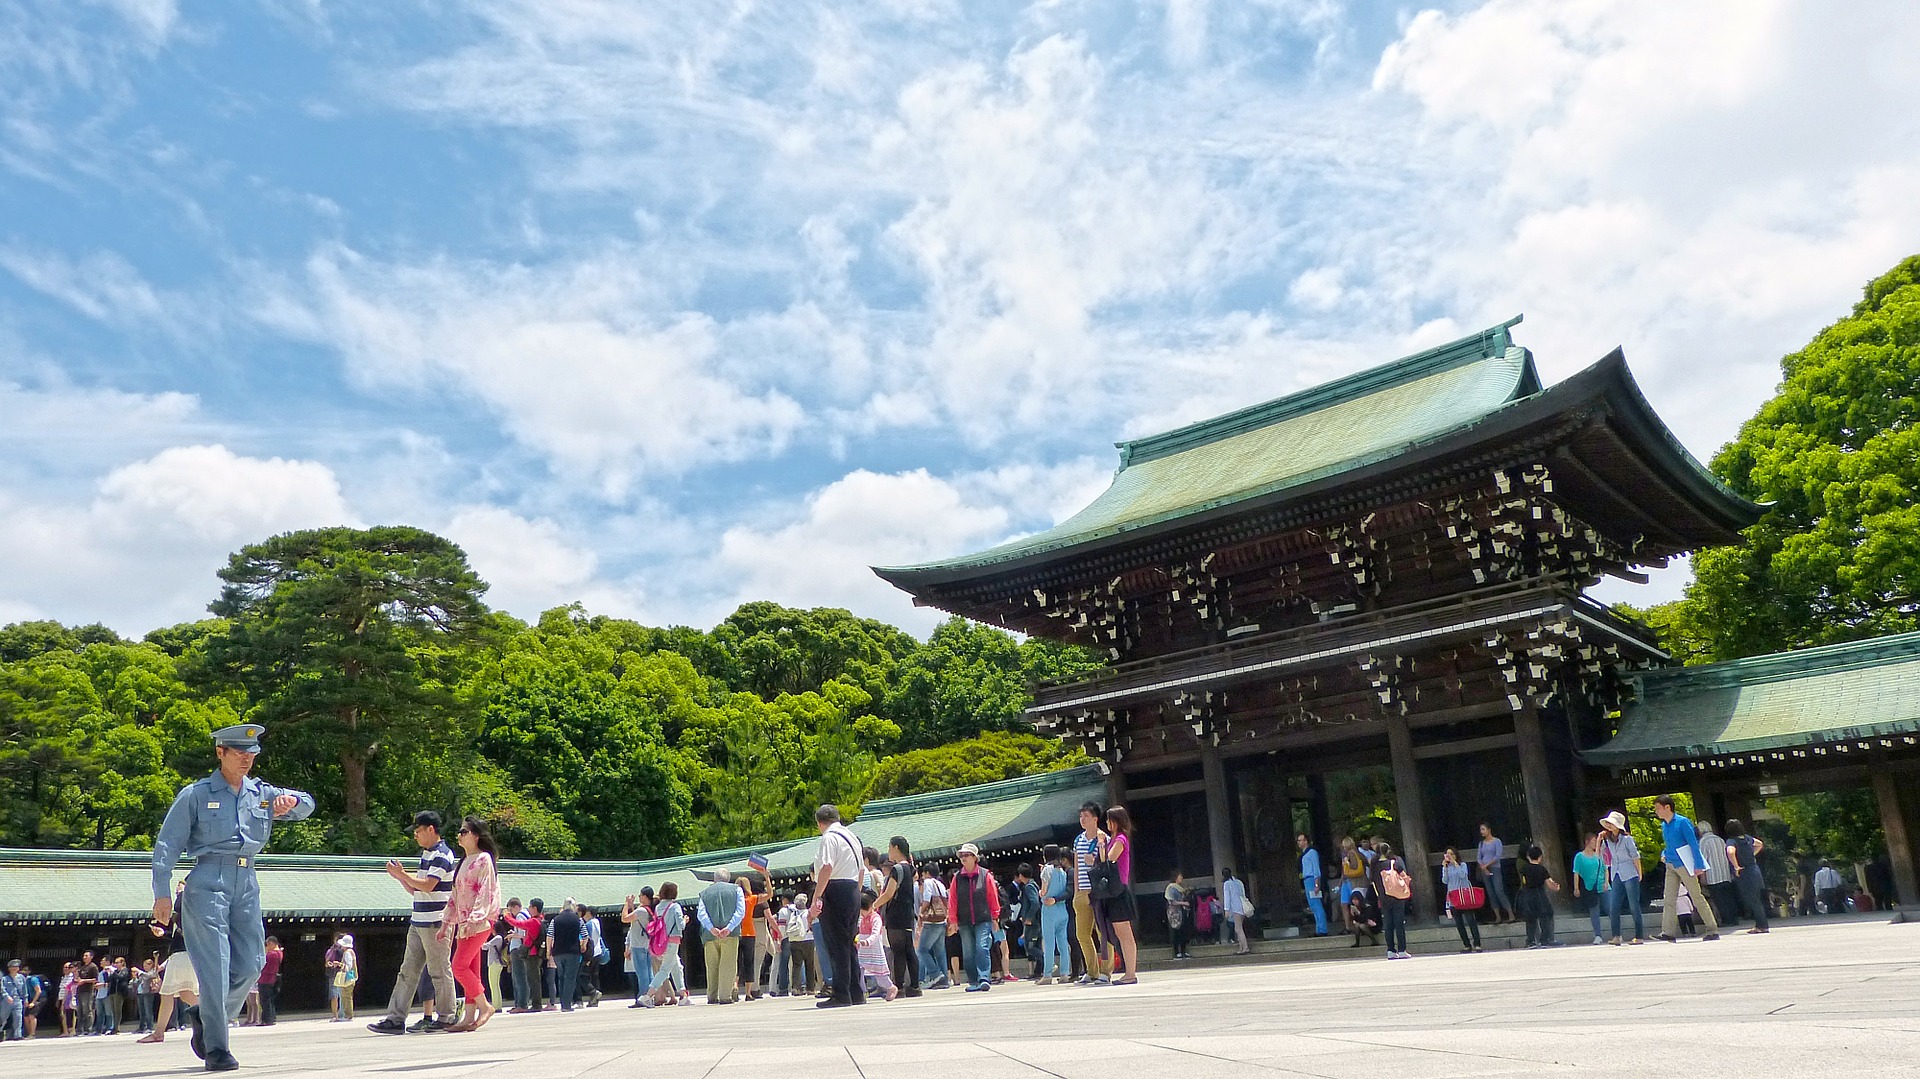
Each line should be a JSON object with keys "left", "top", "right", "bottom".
{"left": 1126, "top": 779, "right": 1208, "bottom": 801}
{"left": 1412, "top": 731, "right": 1518, "bottom": 761}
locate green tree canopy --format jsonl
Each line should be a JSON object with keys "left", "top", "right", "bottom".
{"left": 1679, "top": 254, "right": 1920, "bottom": 659}
{"left": 2, "top": 549, "right": 1103, "bottom": 857}
{"left": 867, "top": 730, "right": 1090, "bottom": 799}
{"left": 202, "top": 526, "right": 490, "bottom": 849}
{"left": 884, "top": 617, "right": 1104, "bottom": 749}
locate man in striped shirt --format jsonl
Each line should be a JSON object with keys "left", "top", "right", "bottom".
{"left": 369, "top": 811, "right": 458, "bottom": 1034}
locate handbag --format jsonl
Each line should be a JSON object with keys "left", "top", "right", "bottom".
{"left": 1089, "top": 858, "right": 1126, "bottom": 899}
{"left": 1381, "top": 863, "right": 1413, "bottom": 901}
{"left": 1447, "top": 885, "right": 1486, "bottom": 911}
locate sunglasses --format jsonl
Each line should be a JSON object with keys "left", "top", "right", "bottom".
{"left": 457, "top": 828, "right": 473, "bottom": 836}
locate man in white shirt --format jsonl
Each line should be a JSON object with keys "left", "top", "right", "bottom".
{"left": 1814, "top": 862, "right": 1846, "bottom": 914}
{"left": 1696, "top": 821, "right": 1738, "bottom": 928}
{"left": 807, "top": 805, "right": 864, "bottom": 1008}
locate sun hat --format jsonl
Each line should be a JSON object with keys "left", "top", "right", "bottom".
{"left": 958, "top": 843, "right": 980, "bottom": 858}
{"left": 1600, "top": 811, "right": 1628, "bottom": 832}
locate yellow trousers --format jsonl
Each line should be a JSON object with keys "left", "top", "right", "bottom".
{"left": 1072, "top": 892, "right": 1111, "bottom": 977}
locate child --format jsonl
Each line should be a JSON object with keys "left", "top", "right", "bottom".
{"left": 856, "top": 891, "right": 897, "bottom": 1001}
{"left": 1347, "top": 888, "right": 1381, "bottom": 948}
{"left": 1518, "top": 844, "right": 1563, "bottom": 948}
{"left": 1675, "top": 883, "right": 1698, "bottom": 936}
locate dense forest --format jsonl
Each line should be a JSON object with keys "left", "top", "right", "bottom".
{"left": 0, "top": 528, "right": 1099, "bottom": 859}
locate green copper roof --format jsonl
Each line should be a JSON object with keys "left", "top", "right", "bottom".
{"left": 0, "top": 766, "right": 1106, "bottom": 923}
{"left": 1586, "top": 631, "right": 1920, "bottom": 765}
{"left": 879, "top": 318, "right": 1537, "bottom": 577}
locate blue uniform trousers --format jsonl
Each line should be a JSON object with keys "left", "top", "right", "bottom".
{"left": 181, "top": 855, "right": 265, "bottom": 1056}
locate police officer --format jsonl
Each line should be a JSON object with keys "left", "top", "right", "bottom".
{"left": 152, "top": 724, "right": 315, "bottom": 1071}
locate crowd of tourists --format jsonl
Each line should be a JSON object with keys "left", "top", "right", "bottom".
{"left": 0, "top": 791, "right": 1881, "bottom": 1053}
{"left": 1285, "top": 795, "right": 1788, "bottom": 957}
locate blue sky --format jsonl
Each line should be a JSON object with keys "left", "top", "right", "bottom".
{"left": 3, "top": 0, "right": 1917, "bottom": 637}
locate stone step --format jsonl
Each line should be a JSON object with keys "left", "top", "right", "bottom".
{"left": 1135, "top": 917, "right": 1561, "bottom": 971}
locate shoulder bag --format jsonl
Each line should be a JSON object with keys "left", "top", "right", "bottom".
{"left": 1381, "top": 861, "right": 1413, "bottom": 901}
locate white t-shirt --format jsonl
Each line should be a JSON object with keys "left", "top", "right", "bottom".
{"left": 918, "top": 877, "right": 947, "bottom": 907}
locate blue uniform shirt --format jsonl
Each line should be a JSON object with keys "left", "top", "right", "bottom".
{"left": 152, "top": 771, "right": 316, "bottom": 899}
{"left": 1300, "top": 847, "right": 1323, "bottom": 888}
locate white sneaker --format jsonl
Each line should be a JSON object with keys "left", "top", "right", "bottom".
{"left": 1592, "top": 936, "right": 1605, "bottom": 945}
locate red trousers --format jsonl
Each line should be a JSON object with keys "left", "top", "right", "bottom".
{"left": 452, "top": 930, "right": 491, "bottom": 1003}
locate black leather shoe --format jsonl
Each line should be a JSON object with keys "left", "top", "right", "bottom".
{"left": 204, "top": 1048, "right": 239, "bottom": 1072}
{"left": 187, "top": 1006, "right": 205, "bottom": 1060}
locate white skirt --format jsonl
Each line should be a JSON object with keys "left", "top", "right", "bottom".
{"left": 159, "top": 952, "right": 199, "bottom": 996}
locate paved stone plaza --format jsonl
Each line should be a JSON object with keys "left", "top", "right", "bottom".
{"left": 10, "top": 920, "right": 1917, "bottom": 1079}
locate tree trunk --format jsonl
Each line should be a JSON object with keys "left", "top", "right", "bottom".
{"left": 341, "top": 745, "right": 368, "bottom": 839}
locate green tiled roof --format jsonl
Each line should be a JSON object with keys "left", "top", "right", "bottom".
{"left": 0, "top": 766, "right": 1106, "bottom": 923}
{"left": 1585, "top": 631, "right": 1920, "bottom": 765}
{"left": 878, "top": 318, "right": 1537, "bottom": 577}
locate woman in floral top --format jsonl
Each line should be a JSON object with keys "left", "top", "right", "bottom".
{"left": 438, "top": 816, "right": 503, "bottom": 1031}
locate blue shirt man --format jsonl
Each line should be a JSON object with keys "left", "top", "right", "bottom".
{"left": 151, "top": 723, "right": 314, "bottom": 1072}
{"left": 1660, "top": 811, "right": 1705, "bottom": 871}
{"left": 1296, "top": 834, "right": 1328, "bottom": 936}
{"left": 1652, "top": 794, "right": 1721, "bottom": 941}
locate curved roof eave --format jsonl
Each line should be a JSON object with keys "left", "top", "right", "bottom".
{"left": 875, "top": 349, "right": 1762, "bottom": 594}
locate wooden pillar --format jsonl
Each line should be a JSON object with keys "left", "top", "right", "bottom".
{"left": 1689, "top": 785, "right": 1719, "bottom": 829}
{"left": 1386, "top": 715, "right": 1435, "bottom": 923}
{"left": 1200, "top": 746, "right": 1236, "bottom": 882}
{"left": 1513, "top": 706, "right": 1569, "bottom": 898}
{"left": 1872, "top": 767, "right": 1920, "bottom": 908}
{"left": 1306, "top": 772, "right": 1334, "bottom": 854}
{"left": 1104, "top": 764, "right": 1129, "bottom": 812}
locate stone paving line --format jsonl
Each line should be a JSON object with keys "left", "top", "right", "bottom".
{"left": 5, "top": 920, "right": 1917, "bottom": 1079}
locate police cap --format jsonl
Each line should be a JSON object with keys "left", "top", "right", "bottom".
{"left": 213, "top": 723, "right": 265, "bottom": 752}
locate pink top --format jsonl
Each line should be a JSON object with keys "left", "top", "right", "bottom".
{"left": 1106, "top": 833, "right": 1132, "bottom": 885}
{"left": 440, "top": 851, "right": 501, "bottom": 939}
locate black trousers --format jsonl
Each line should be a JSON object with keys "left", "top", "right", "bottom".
{"left": 1736, "top": 870, "right": 1770, "bottom": 930}
{"left": 259, "top": 981, "right": 278, "bottom": 1024}
{"left": 1707, "top": 880, "right": 1741, "bottom": 926}
{"left": 886, "top": 927, "right": 919, "bottom": 993}
{"left": 818, "top": 880, "right": 863, "bottom": 1003}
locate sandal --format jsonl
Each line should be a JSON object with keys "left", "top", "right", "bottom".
{"left": 1115, "top": 975, "right": 1138, "bottom": 985}
{"left": 137, "top": 1031, "right": 165, "bottom": 1044}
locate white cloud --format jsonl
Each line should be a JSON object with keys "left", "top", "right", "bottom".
{"left": 873, "top": 34, "right": 1255, "bottom": 437}
{"left": 271, "top": 246, "right": 806, "bottom": 490}
{"left": 92, "top": 0, "right": 180, "bottom": 46}
{"left": 1371, "top": 0, "right": 1920, "bottom": 455}
{"left": 443, "top": 504, "right": 649, "bottom": 623}
{"left": 0, "top": 247, "right": 169, "bottom": 325}
{"left": 0, "top": 445, "right": 355, "bottom": 634}
{"left": 705, "top": 458, "right": 1115, "bottom": 634}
